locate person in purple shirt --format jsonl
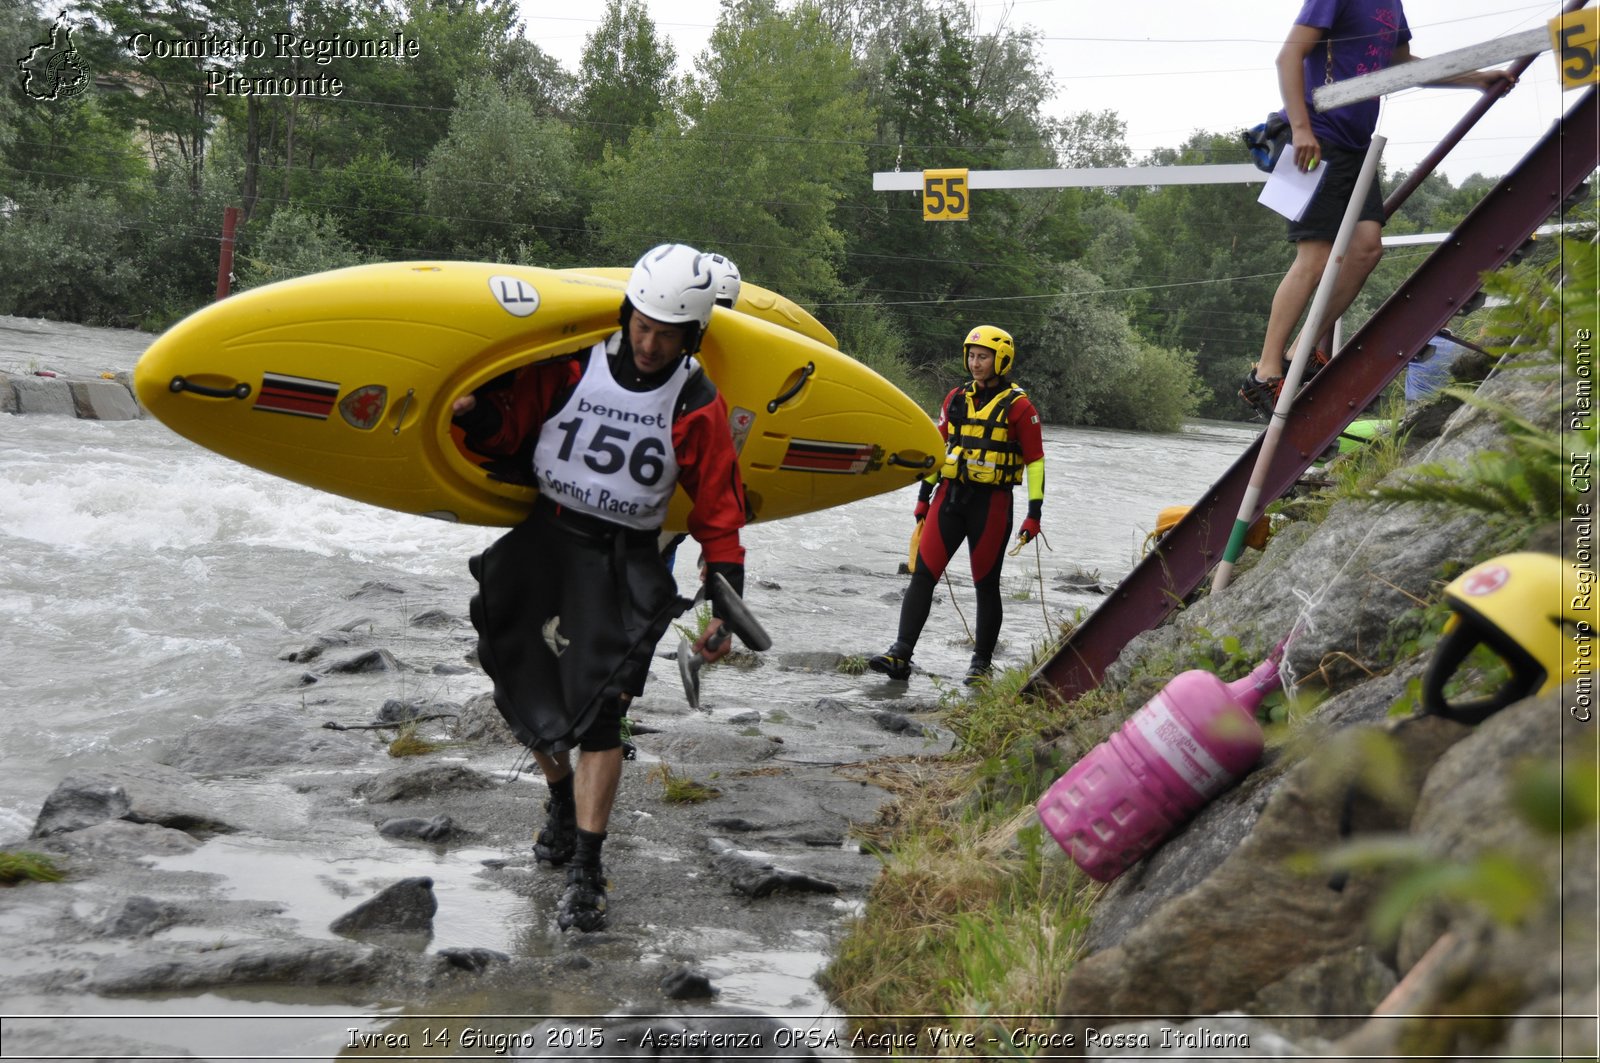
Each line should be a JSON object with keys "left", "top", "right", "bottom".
{"left": 1240, "top": 0, "right": 1514, "bottom": 416}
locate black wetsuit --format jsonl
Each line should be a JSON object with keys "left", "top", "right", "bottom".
{"left": 896, "top": 478, "right": 1015, "bottom": 663}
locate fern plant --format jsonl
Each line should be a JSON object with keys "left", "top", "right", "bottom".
{"left": 1366, "top": 237, "right": 1597, "bottom": 532}
{"left": 1371, "top": 398, "right": 1573, "bottom": 525}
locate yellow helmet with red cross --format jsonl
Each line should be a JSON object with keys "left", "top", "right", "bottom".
{"left": 964, "top": 325, "right": 1015, "bottom": 376}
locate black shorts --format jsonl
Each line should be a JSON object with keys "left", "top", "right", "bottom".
{"left": 1286, "top": 143, "right": 1386, "bottom": 243}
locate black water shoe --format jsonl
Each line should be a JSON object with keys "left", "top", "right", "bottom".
{"left": 534, "top": 793, "right": 577, "bottom": 866}
{"left": 1238, "top": 370, "right": 1283, "bottom": 419}
{"left": 1240, "top": 350, "right": 1331, "bottom": 419}
{"left": 964, "top": 656, "right": 993, "bottom": 687}
{"left": 557, "top": 863, "right": 608, "bottom": 932}
{"left": 868, "top": 643, "right": 913, "bottom": 682}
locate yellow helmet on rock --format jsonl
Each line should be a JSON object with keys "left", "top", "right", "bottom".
{"left": 1421, "top": 552, "right": 1594, "bottom": 723}
{"left": 964, "top": 325, "right": 1015, "bottom": 376}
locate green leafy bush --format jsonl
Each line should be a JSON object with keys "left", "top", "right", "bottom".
{"left": 1086, "top": 339, "right": 1207, "bottom": 433}
{"left": 236, "top": 207, "right": 363, "bottom": 289}
{"left": 1369, "top": 238, "right": 1597, "bottom": 535}
{"left": 0, "top": 184, "right": 145, "bottom": 324}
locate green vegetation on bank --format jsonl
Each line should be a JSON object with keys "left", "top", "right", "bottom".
{"left": 820, "top": 663, "right": 1103, "bottom": 1045}
{"left": 0, "top": 0, "right": 1545, "bottom": 428}
{"left": 1372, "top": 238, "right": 1599, "bottom": 544}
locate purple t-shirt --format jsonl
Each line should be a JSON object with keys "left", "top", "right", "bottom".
{"left": 1287, "top": 0, "right": 1412, "bottom": 150}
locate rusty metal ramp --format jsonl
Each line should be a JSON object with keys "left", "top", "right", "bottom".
{"left": 1028, "top": 86, "right": 1597, "bottom": 705}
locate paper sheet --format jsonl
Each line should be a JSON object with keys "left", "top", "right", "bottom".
{"left": 1257, "top": 152, "right": 1327, "bottom": 221}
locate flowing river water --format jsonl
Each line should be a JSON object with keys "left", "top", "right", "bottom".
{"left": 0, "top": 316, "right": 1261, "bottom": 1057}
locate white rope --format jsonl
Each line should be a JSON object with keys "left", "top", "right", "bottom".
{"left": 1277, "top": 587, "right": 1323, "bottom": 703}
{"left": 1034, "top": 538, "right": 1051, "bottom": 637}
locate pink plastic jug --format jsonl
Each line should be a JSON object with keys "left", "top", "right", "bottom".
{"left": 1037, "top": 655, "right": 1282, "bottom": 882}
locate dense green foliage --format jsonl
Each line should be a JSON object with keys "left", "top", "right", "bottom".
{"left": 1, "top": 0, "right": 1521, "bottom": 427}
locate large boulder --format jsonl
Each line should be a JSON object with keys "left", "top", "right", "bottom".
{"left": 1325, "top": 691, "right": 1598, "bottom": 1059}
{"left": 1053, "top": 688, "right": 1591, "bottom": 1055}
{"left": 70, "top": 378, "right": 140, "bottom": 420}
{"left": 86, "top": 940, "right": 384, "bottom": 994}
{"left": 165, "top": 702, "right": 374, "bottom": 773}
{"left": 10, "top": 375, "right": 76, "bottom": 416}
{"left": 31, "top": 764, "right": 237, "bottom": 838}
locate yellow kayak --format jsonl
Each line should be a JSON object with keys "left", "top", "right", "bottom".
{"left": 133, "top": 261, "right": 940, "bottom": 529}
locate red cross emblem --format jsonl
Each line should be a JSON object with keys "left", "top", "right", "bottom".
{"left": 339, "top": 384, "right": 388, "bottom": 430}
{"left": 1459, "top": 565, "right": 1510, "bottom": 597}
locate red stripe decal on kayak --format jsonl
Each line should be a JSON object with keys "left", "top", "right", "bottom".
{"left": 254, "top": 372, "right": 339, "bottom": 419}
{"left": 780, "top": 439, "right": 878, "bottom": 475}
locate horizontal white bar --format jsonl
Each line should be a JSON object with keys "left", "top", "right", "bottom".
{"left": 1383, "top": 221, "right": 1573, "bottom": 247}
{"left": 1314, "top": 27, "right": 1547, "bottom": 111}
{"left": 872, "top": 163, "right": 1266, "bottom": 192}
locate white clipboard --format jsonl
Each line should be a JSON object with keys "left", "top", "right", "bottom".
{"left": 1257, "top": 152, "right": 1327, "bottom": 221}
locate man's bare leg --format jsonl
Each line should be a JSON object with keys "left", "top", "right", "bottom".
{"left": 573, "top": 746, "right": 623, "bottom": 835}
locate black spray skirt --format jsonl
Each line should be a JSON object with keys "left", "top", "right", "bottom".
{"left": 469, "top": 502, "right": 685, "bottom": 754}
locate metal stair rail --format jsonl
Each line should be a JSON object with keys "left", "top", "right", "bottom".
{"left": 1027, "top": 86, "right": 1598, "bottom": 705}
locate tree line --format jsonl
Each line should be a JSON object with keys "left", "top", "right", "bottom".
{"left": 1, "top": 0, "right": 1503, "bottom": 428}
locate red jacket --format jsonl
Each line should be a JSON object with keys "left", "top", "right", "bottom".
{"left": 466, "top": 346, "right": 747, "bottom": 566}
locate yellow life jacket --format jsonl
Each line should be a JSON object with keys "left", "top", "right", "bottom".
{"left": 939, "top": 382, "right": 1026, "bottom": 486}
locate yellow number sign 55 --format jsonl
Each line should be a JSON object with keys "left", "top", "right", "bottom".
{"left": 922, "top": 169, "right": 970, "bottom": 222}
{"left": 1551, "top": 8, "right": 1600, "bottom": 90}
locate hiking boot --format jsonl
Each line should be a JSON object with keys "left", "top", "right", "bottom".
{"left": 964, "top": 656, "right": 993, "bottom": 687}
{"left": 556, "top": 863, "right": 608, "bottom": 932}
{"left": 867, "top": 642, "right": 913, "bottom": 681}
{"left": 1238, "top": 370, "right": 1283, "bottom": 419}
{"left": 533, "top": 792, "right": 577, "bottom": 866}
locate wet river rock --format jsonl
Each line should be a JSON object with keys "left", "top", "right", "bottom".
{"left": 5, "top": 619, "right": 942, "bottom": 1051}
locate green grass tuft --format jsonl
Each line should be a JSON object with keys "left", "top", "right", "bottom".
{"left": 0, "top": 851, "right": 65, "bottom": 884}
{"left": 650, "top": 761, "right": 721, "bottom": 803}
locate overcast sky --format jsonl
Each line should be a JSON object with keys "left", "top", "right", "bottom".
{"left": 520, "top": 0, "right": 1585, "bottom": 185}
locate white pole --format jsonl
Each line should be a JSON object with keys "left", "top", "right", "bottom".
{"left": 1212, "top": 135, "right": 1387, "bottom": 593}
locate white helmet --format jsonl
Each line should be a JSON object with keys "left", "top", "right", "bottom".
{"left": 706, "top": 253, "right": 742, "bottom": 308}
{"left": 626, "top": 244, "right": 716, "bottom": 331}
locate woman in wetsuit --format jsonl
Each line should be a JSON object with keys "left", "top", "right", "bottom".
{"left": 868, "top": 325, "right": 1046, "bottom": 686}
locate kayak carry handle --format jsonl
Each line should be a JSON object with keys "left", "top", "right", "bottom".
{"left": 169, "top": 375, "right": 251, "bottom": 400}
{"left": 887, "top": 452, "right": 936, "bottom": 470}
{"left": 767, "top": 362, "right": 814, "bottom": 414}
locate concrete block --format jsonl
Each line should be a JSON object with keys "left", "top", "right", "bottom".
{"left": 11, "top": 375, "right": 76, "bottom": 416}
{"left": 70, "top": 379, "right": 141, "bottom": 421}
